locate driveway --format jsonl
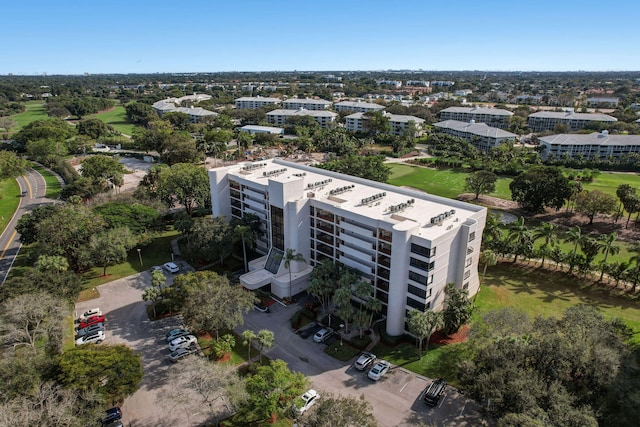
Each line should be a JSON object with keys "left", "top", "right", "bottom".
{"left": 237, "top": 302, "right": 490, "bottom": 427}
{"left": 75, "top": 270, "right": 208, "bottom": 427}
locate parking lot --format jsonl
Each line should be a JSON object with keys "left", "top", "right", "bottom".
{"left": 77, "top": 271, "right": 489, "bottom": 427}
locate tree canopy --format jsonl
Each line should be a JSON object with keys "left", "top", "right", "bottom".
{"left": 156, "top": 163, "right": 210, "bottom": 216}
{"left": 318, "top": 154, "right": 390, "bottom": 182}
{"left": 510, "top": 166, "right": 572, "bottom": 212}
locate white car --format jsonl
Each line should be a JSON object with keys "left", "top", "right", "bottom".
{"left": 163, "top": 262, "right": 180, "bottom": 274}
{"left": 165, "top": 328, "right": 192, "bottom": 342}
{"left": 76, "top": 330, "right": 105, "bottom": 345}
{"left": 78, "top": 308, "right": 102, "bottom": 321}
{"left": 168, "top": 347, "right": 197, "bottom": 362}
{"left": 367, "top": 360, "right": 391, "bottom": 381}
{"left": 313, "top": 327, "right": 334, "bottom": 343}
{"left": 168, "top": 334, "right": 197, "bottom": 352}
{"left": 291, "top": 389, "right": 320, "bottom": 416}
{"left": 354, "top": 352, "right": 376, "bottom": 370}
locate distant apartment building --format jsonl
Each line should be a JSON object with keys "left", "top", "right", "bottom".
{"left": 586, "top": 97, "right": 619, "bottom": 108}
{"left": 539, "top": 131, "right": 640, "bottom": 161}
{"left": 234, "top": 96, "right": 281, "bottom": 109}
{"left": 439, "top": 106, "right": 513, "bottom": 129}
{"left": 454, "top": 90, "right": 473, "bottom": 97}
{"left": 527, "top": 111, "right": 617, "bottom": 132}
{"left": 208, "top": 159, "right": 486, "bottom": 336}
{"left": 152, "top": 95, "right": 217, "bottom": 123}
{"left": 406, "top": 80, "right": 430, "bottom": 87}
{"left": 281, "top": 98, "right": 332, "bottom": 111}
{"left": 431, "top": 81, "right": 455, "bottom": 87}
{"left": 376, "top": 80, "right": 402, "bottom": 88}
{"left": 239, "top": 125, "right": 285, "bottom": 135}
{"left": 345, "top": 112, "right": 425, "bottom": 135}
{"left": 433, "top": 120, "right": 517, "bottom": 152}
{"left": 266, "top": 108, "right": 338, "bottom": 129}
{"left": 334, "top": 101, "right": 385, "bottom": 113}
{"left": 514, "top": 95, "right": 543, "bottom": 105}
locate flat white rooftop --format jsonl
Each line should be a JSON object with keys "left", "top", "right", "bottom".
{"left": 222, "top": 159, "right": 483, "bottom": 240}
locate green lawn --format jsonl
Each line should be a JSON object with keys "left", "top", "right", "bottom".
{"left": 387, "top": 163, "right": 512, "bottom": 200}
{"left": 30, "top": 163, "right": 62, "bottom": 199}
{"left": 8, "top": 101, "right": 49, "bottom": 132}
{"left": 0, "top": 178, "right": 21, "bottom": 236}
{"left": 475, "top": 262, "right": 640, "bottom": 344}
{"left": 88, "top": 105, "right": 138, "bottom": 136}
{"left": 579, "top": 171, "right": 640, "bottom": 197}
{"left": 81, "top": 229, "right": 180, "bottom": 290}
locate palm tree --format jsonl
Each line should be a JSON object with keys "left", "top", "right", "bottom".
{"left": 598, "top": 232, "right": 620, "bottom": 282}
{"left": 481, "top": 213, "right": 503, "bottom": 250}
{"left": 282, "top": 248, "right": 306, "bottom": 298}
{"left": 608, "top": 261, "right": 630, "bottom": 289}
{"left": 533, "top": 223, "right": 558, "bottom": 268}
{"left": 564, "top": 226, "right": 583, "bottom": 273}
{"left": 507, "top": 216, "right": 533, "bottom": 263}
{"left": 233, "top": 225, "right": 255, "bottom": 273}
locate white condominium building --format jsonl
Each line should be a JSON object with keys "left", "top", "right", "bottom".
{"left": 539, "top": 131, "right": 640, "bottom": 161}
{"left": 282, "top": 98, "right": 333, "bottom": 111}
{"left": 152, "top": 94, "right": 217, "bottom": 123}
{"left": 209, "top": 159, "right": 486, "bottom": 336}
{"left": 266, "top": 108, "right": 338, "bottom": 129}
{"left": 334, "top": 101, "right": 386, "bottom": 113}
{"left": 234, "top": 96, "right": 282, "bottom": 109}
{"left": 527, "top": 111, "right": 617, "bottom": 132}
{"left": 345, "top": 112, "right": 425, "bottom": 136}
{"left": 433, "top": 120, "right": 517, "bottom": 152}
{"left": 439, "top": 106, "right": 513, "bottom": 129}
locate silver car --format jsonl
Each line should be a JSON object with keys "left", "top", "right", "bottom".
{"left": 76, "top": 323, "right": 104, "bottom": 337}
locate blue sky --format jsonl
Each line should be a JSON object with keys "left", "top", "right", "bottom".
{"left": 4, "top": 0, "right": 640, "bottom": 74}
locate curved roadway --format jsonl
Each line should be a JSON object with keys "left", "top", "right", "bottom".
{"left": 0, "top": 168, "right": 52, "bottom": 285}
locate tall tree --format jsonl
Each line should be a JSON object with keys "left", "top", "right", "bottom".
{"left": 598, "top": 232, "right": 620, "bottom": 282}
{"left": 280, "top": 248, "right": 306, "bottom": 298}
{"left": 533, "top": 222, "right": 558, "bottom": 268}
{"left": 175, "top": 271, "right": 255, "bottom": 338}
{"left": 465, "top": 170, "right": 497, "bottom": 199}
{"left": 300, "top": 393, "right": 378, "bottom": 427}
{"left": 257, "top": 329, "right": 275, "bottom": 362}
{"left": 77, "top": 118, "right": 109, "bottom": 139}
{"left": 80, "top": 154, "right": 125, "bottom": 190}
{"left": 0, "top": 151, "right": 28, "bottom": 179}
{"left": 509, "top": 166, "right": 572, "bottom": 212}
{"left": 564, "top": 225, "right": 584, "bottom": 274}
{"left": 574, "top": 190, "right": 617, "bottom": 225}
{"left": 442, "top": 283, "right": 473, "bottom": 335}
{"left": 233, "top": 225, "right": 256, "bottom": 273}
{"left": 507, "top": 216, "right": 533, "bottom": 263}
{"left": 156, "top": 163, "right": 210, "bottom": 216}
{"left": 406, "top": 309, "right": 442, "bottom": 357}
{"left": 85, "top": 227, "right": 136, "bottom": 276}
{"left": 318, "top": 154, "right": 391, "bottom": 182}
{"left": 242, "top": 330, "right": 258, "bottom": 361}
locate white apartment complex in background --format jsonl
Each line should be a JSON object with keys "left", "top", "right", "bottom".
{"left": 586, "top": 97, "right": 619, "bottom": 108}
{"left": 527, "top": 111, "right": 617, "bottom": 132}
{"left": 209, "top": 159, "right": 486, "bottom": 336}
{"left": 234, "top": 96, "right": 282, "bottom": 109}
{"left": 282, "top": 98, "right": 333, "bottom": 111}
{"left": 239, "top": 125, "right": 285, "bottom": 135}
{"left": 538, "top": 131, "right": 640, "bottom": 161}
{"left": 433, "top": 120, "right": 518, "bottom": 152}
{"left": 151, "top": 94, "right": 217, "bottom": 123}
{"left": 334, "top": 101, "right": 386, "bottom": 113}
{"left": 345, "top": 112, "right": 425, "bottom": 136}
{"left": 439, "top": 106, "right": 513, "bottom": 129}
{"left": 266, "top": 108, "right": 338, "bottom": 129}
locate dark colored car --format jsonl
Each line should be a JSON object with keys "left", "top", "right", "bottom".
{"left": 421, "top": 378, "right": 447, "bottom": 406}
{"left": 101, "top": 407, "right": 122, "bottom": 426}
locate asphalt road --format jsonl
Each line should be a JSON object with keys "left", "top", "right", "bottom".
{"left": 0, "top": 168, "right": 51, "bottom": 285}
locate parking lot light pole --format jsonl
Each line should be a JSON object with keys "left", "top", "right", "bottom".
{"left": 339, "top": 323, "right": 344, "bottom": 346}
{"left": 137, "top": 248, "right": 143, "bottom": 266}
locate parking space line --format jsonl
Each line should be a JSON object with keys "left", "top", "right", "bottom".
{"left": 438, "top": 392, "right": 447, "bottom": 408}
{"left": 459, "top": 399, "right": 467, "bottom": 416}
{"left": 400, "top": 383, "right": 408, "bottom": 393}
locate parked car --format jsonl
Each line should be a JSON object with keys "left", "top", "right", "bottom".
{"left": 76, "top": 323, "right": 104, "bottom": 338}
{"left": 421, "top": 378, "right": 447, "bottom": 406}
{"left": 102, "top": 421, "right": 123, "bottom": 427}
{"left": 367, "top": 360, "right": 391, "bottom": 381}
{"left": 291, "top": 389, "right": 320, "bottom": 416}
{"left": 168, "top": 347, "right": 197, "bottom": 362}
{"left": 76, "top": 315, "right": 106, "bottom": 330}
{"left": 168, "top": 335, "right": 197, "bottom": 352}
{"left": 354, "top": 352, "right": 376, "bottom": 370}
{"left": 75, "top": 330, "right": 105, "bottom": 345}
{"left": 313, "top": 327, "right": 334, "bottom": 343}
{"left": 165, "top": 328, "right": 192, "bottom": 342}
{"left": 78, "top": 308, "right": 102, "bottom": 321}
{"left": 150, "top": 265, "right": 163, "bottom": 273}
{"left": 298, "top": 322, "right": 322, "bottom": 339}
{"left": 101, "top": 407, "right": 122, "bottom": 425}
{"left": 163, "top": 262, "right": 180, "bottom": 274}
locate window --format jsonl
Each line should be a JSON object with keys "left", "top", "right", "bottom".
{"left": 469, "top": 232, "right": 476, "bottom": 242}
{"left": 408, "top": 284, "right": 427, "bottom": 299}
{"left": 463, "top": 282, "right": 469, "bottom": 290}
{"left": 410, "top": 243, "right": 432, "bottom": 258}
{"left": 410, "top": 257, "right": 435, "bottom": 271}
{"left": 270, "top": 205, "right": 284, "bottom": 250}
{"left": 428, "top": 275, "right": 434, "bottom": 285}
{"left": 409, "top": 271, "right": 428, "bottom": 285}
{"left": 464, "top": 270, "right": 471, "bottom": 280}
{"left": 406, "top": 297, "right": 426, "bottom": 311}
{"left": 466, "top": 257, "right": 472, "bottom": 267}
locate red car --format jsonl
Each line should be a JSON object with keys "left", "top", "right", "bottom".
{"left": 76, "top": 315, "right": 105, "bottom": 329}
